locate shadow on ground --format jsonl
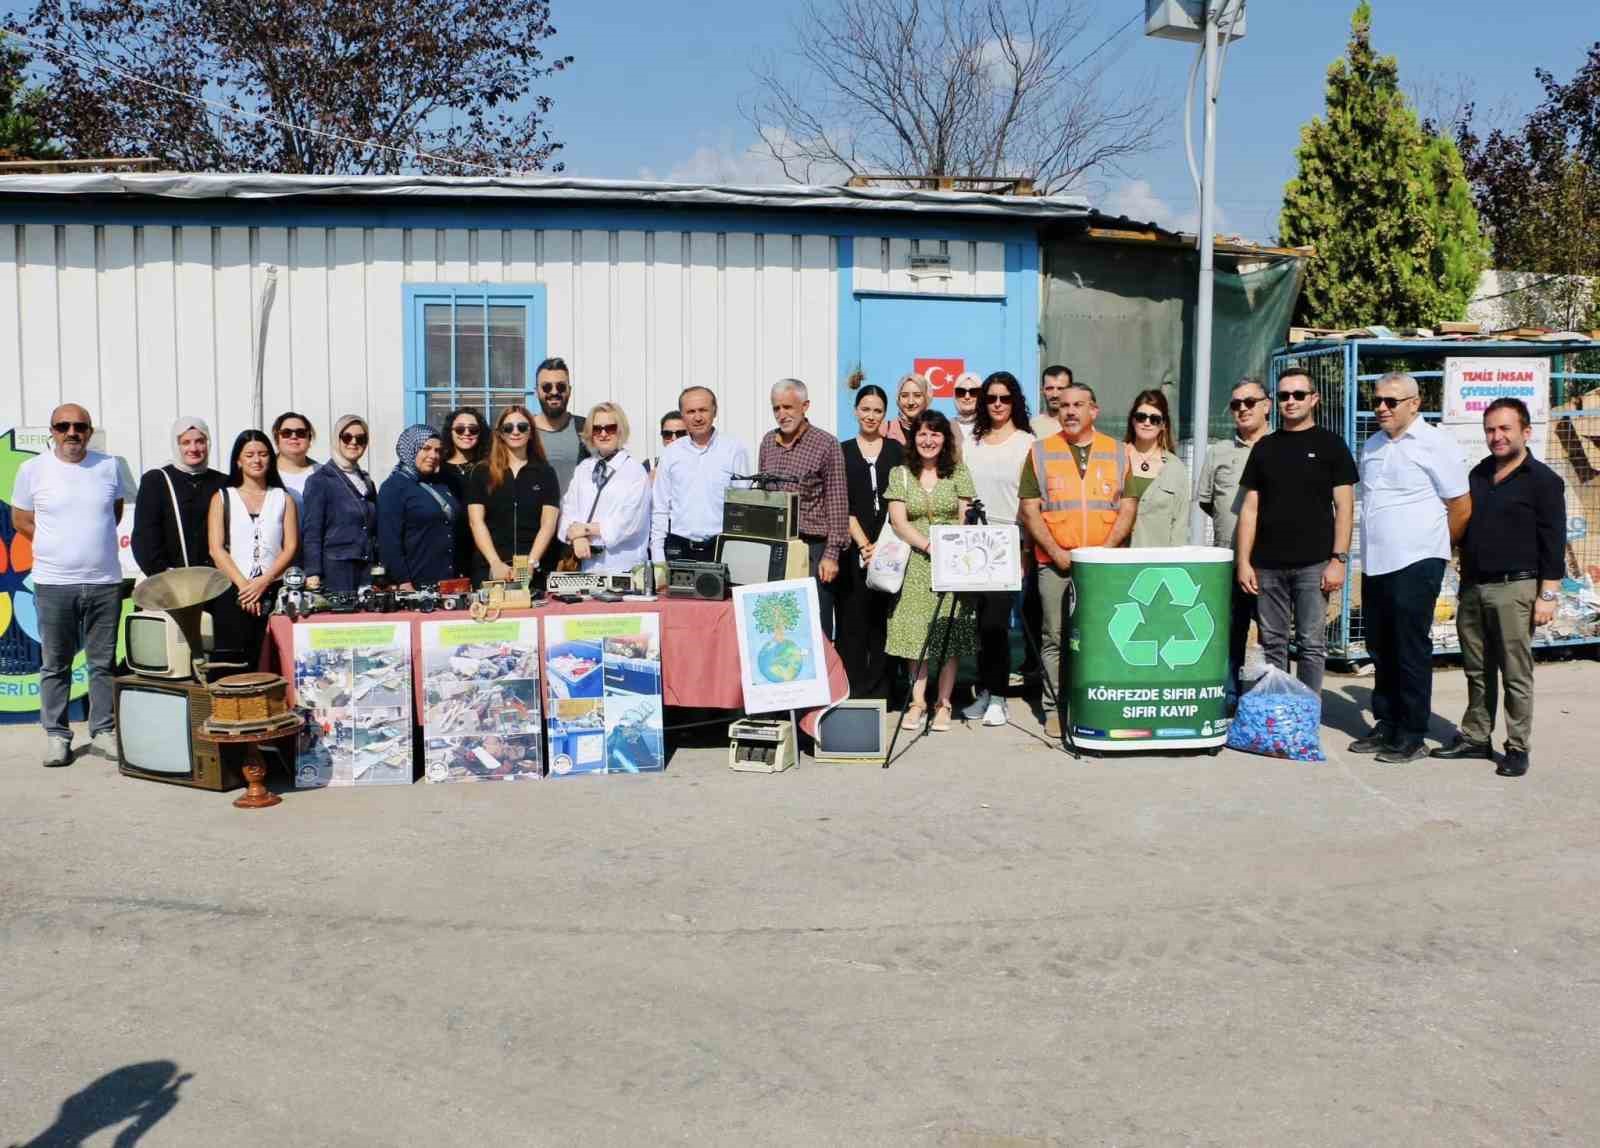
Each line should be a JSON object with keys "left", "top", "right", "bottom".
{"left": 10, "top": 1061, "right": 191, "bottom": 1148}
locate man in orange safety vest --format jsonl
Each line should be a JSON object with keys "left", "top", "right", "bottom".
{"left": 1017, "top": 382, "right": 1138, "bottom": 741}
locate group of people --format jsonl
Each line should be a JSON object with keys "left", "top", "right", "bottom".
{"left": 1201, "top": 368, "right": 1563, "bottom": 777}
{"left": 13, "top": 356, "right": 1564, "bottom": 777}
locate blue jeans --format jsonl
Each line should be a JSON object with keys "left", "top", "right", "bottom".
{"left": 35, "top": 581, "right": 123, "bottom": 739}
{"left": 1255, "top": 563, "right": 1329, "bottom": 694}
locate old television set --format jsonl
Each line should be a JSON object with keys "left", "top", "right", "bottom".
{"left": 123, "top": 611, "right": 195, "bottom": 680}
{"left": 714, "top": 534, "right": 810, "bottom": 587}
{"left": 814, "top": 699, "right": 888, "bottom": 765}
{"left": 113, "top": 675, "right": 245, "bottom": 791}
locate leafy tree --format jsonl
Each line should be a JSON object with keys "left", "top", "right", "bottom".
{"left": 0, "top": 43, "right": 60, "bottom": 161}
{"left": 1280, "top": 2, "right": 1489, "bottom": 327}
{"left": 1458, "top": 45, "right": 1600, "bottom": 331}
{"left": 751, "top": 592, "right": 801, "bottom": 642}
{"left": 10, "top": 0, "right": 572, "bottom": 174}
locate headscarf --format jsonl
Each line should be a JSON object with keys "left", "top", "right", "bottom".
{"left": 332, "top": 414, "right": 369, "bottom": 472}
{"left": 170, "top": 415, "right": 212, "bottom": 475}
{"left": 393, "top": 423, "right": 442, "bottom": 481}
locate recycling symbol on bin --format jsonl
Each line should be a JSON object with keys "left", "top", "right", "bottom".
{"left": 1107, "top": 567, "right": 1215, "bottom": 669}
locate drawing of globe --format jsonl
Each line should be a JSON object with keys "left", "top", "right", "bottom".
{"left": 757, "top": 637, "right": 806, "bottom": 683}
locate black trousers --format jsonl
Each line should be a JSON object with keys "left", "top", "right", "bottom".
{"left": 1227, "top": 578, "right": 1257, "bottom": 705}
{"left": 211, "top": 583, "right": 275, "bottom": 672}
{"left": 973, "top": 590, "right": 1016, "bottom": 696}
{"left": 803, "top": 537, "right": 837, "bottom": 639}
{"left": 1363, "top": 558, "right": 1446, "bottom": 737}
{"left": 832, "top": 548, "right": 893, "bottom": 699}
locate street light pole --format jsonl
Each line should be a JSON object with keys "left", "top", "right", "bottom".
{"left": 1189, "top": 2, "right": 1221, "bottom": 545}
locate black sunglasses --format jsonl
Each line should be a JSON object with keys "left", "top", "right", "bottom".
{"left": 52, "top": 420, "right": 91, "bottom": 434}
{"left": 339, "top": 432, "right": 368, "bottom": 446}
{"left": 451, "top": 424, "right": 480, "bottom": 436}
{"left": 954, "top": 386, "right": 981, "bottom": 398}
{"left": 277, "top": 426, "right": 310, "bottom": 439}
{"left": 1229, "top": 397, "right": 1265, "bottom": 411}
{"left": 500, "top": 420, "right": 532, "bottom": 434}
{"left": 1278, "top": 390, "right": 1313, "bottom": 402}
{"left": 539, "top": 382, "right": 569, "bottom": 395}
{"left": 985, "top": 393, "right": 1014, "bottom": 404}
{"left": 661, "top": 428, "right": 688, "bottom": 440}
{"left": 590, "top": 423, "right": 621, "bottom": 435}
{"left": 1373, "top": 395, "right": 1413, "bottom": 410}
{"left": 1132, "top": 411, "right": 1165, "bottom": 425}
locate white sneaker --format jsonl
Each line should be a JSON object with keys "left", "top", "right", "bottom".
{"left": 962, "top": 691, "right": 992, "bottom": 720}
{"left": 43, "top": 736, "right": 72, "bottom": 767}
{"left": 982, "top": 700, "right": 1008, "bottom": 727}
{"left": 91, "top": 729, "right": 119, "bottom": 760}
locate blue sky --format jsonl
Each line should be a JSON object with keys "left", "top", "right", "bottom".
{"left": 7, "top": 0, "right": 1595, "bottom": 243}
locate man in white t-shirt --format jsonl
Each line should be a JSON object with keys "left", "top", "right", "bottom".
{"left": 10, "top": 404, "right": 133, "bottom": 766}
{"left": 1350, "top": 373, "right": 1472, "bottom": 763}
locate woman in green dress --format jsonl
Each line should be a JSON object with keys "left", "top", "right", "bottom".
{"left": 1123, "top": 388, "right": 1190, "bottom": 548}
{"left": 886, "top": 409, "right": 978, "bottom": 732}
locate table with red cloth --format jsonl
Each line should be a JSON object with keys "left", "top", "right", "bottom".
{"left": 261, "top": 597, "right": 848, "bottom": 734}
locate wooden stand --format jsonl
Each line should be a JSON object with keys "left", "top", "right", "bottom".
{"left": 198, "top": 716, "right": 303, "bottom": 810}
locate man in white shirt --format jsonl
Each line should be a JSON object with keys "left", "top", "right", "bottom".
{"left": 10, "top": 404, "right": 133, "bottom": 766}
{"left": 1351, "top": 372, "right": 1472, "bottom": 762}
{"left": 650, "top": 386, "right": 750, "bottom": 562}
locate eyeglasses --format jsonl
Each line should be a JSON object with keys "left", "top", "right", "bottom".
{"left": 591, "top": 423, "right": 620, "bottom": 436}
{"left": 339, "top": 432, "right": 368, "bottom": 446}
{"left": 1277, "top": 390, "right": 1313, "bottom": 403}
{"left": 500, "top": 420, "right": 532, "bottom": 434}
{"left": 985, "top": 393, "right": 1014, "bottom": 405}
{"left": 539, "top": 382, "right": 569, "bottom": 395}
{"left": 52, "top": 421, "right": 91, "bottom": 434}
{"left": 451, "top": 424, "right": 480, "bottom": 437}
{"left": 1229, "top": 397, "right": 1265, "bottom": 412}
{"left": 954, "top": 387, "right": 981, "bottom": 398}
{"left": 277, "top": 426, "right": 309, "bottom": 439}
{"left": 661, "top": 428, "right": 688, "bottom": 440}
{"left": 1132, "top": 411, "right": 1165, "bottom": 425}
{"left": 1373, "top": 394, "right": 1414, "bottom": 410}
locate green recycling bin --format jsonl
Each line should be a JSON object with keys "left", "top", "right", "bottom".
{"left": 1067, "top": 545, "right": 1233, "bottom": 752}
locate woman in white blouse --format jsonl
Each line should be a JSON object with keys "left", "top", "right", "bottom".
{"left": 558, "top": 402, "right": 652, "bottom": 574}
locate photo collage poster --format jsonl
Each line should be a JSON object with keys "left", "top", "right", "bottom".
{"left": 543, "top": 613, "right": 664, "bottom": 777}
{"left": 731, "top": 577, "right": 832, "bottom": 715}
{"left": 419, "top": 618, "right": 543, "bottom": 782}
{"left": 291, "top": 622, "right": 414, "bottom": 788}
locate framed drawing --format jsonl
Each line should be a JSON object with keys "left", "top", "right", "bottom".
{"left": 930, "top": 524, "right": 1023, "bottom": 593}
{"left": 732, "top": 578, "right": 831, "bottom": 715}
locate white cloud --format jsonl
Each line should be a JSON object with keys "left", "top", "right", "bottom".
{"left": 640, "top": 128, "right": 851, "bottom": 188}
{"left": 1099, "top": 178, "right": 1229, "bottom": 236}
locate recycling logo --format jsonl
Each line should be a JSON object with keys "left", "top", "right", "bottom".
{"left": 1106, "top": 566, "right": 1215, "bottom": 669}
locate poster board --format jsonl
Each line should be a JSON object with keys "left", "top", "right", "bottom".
{"left": 732, "top": 577, "right": 831, "bottom": 714}
{"left": 291, "top": 621, "right": 414, "bottom": 787}
{"left": 929, "top": 523, "right": 1023, "bottom": 592}
{"left": 419, "top": 618, "right": 542, "bottom": 782}
{"left": 1442, "top": 357, "right": 1550, "bottom": 468}
{"left": 544, "top": 612, "right": 664, "bottom": 776}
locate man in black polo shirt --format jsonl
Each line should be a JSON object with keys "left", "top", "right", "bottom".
{"left": 1234, "top": 369, "right": 1359, "bottom": 696}
{"left": 1431, "top": 397, "right": 1565, "bottom": 777}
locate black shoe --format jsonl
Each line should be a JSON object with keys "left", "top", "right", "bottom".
{"left": 1376, "top": 736, "right": 1429, "bottom": 764}
{"left": 1348, "top": 724, "right": 1396, "bottom": 754}
{"left": 1496, "top": 749, "right": 1531, "bottom": 778}
{"left": 1429, "top": 736, "right": 1493, "bottom": 760}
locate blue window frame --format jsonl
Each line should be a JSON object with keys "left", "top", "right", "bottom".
{"left": 403, "top": 283, "right": 547, "bottom": 430}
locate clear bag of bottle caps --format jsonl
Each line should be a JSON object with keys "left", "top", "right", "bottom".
{"left": 1226, "top": 665, "right": 1326, "bottom": 762}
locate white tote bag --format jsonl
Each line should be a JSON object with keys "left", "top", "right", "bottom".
{"left": 864, "top": 520, "right": 911, "bottom": 594}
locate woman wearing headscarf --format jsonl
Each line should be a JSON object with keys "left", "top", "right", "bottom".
{"left": 378, "top": 424, "right": 462, "bottom": 588}
{"left": 131, "top": 416, "right": 228, "bottom": 576}
{"left": 301, "top": 414, "right": 378, "bottom": 592}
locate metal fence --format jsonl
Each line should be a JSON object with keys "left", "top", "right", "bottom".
{"left": 1268, "top": 339, "right": 1600, "bottom": 663}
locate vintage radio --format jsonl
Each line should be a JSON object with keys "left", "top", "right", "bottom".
{"left": 714, "top": 534, "right": 811, "bottom": 587}
{"left": 666, "top": 561, "right": 729, "bottom": 601}
{"left": 723, "top": 488, "right": 799, "bottom": 541}
{"left": 727, "top": 718, "right": 797, "bottom": 773}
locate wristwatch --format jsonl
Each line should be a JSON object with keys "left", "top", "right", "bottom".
{"left": 1330, "top": 552, "right": 1349, "bottom": 564}
{"left": 1539, "top": 590, "right": 1558, "bottom": 603}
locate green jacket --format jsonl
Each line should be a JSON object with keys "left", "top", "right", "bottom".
{"left": 1130, "top": 451, "right": 1190, "bottom": 548}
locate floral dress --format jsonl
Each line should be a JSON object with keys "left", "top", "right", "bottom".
{"left": 884, "top": 462, "right": 979, "bottom": 660}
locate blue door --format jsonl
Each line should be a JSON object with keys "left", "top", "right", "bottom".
{"left": 840, "top": 295, "right": 1011, "bottom": 436}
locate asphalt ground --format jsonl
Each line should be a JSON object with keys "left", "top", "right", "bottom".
{"left": 3, "top": 661, "right": 1598, "bottom": 1146}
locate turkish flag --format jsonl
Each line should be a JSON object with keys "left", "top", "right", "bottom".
{"left": 914, "top": 357, "right": 964, "bottom": 398}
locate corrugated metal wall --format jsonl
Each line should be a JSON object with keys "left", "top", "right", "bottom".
{"left": 0, "top": 224, "right": 840, "bottom": 478}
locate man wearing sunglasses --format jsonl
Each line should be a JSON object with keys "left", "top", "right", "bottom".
{"left": 1235, "top": 369, "right": 1358, "bottom": 706}
{"left": 651, "top": 387, "right": 749, "bottom": 562}
{"left": 1351, "top": 372, "right": 1472, "bottom": 762}
{"left": 1198, "top": 377, "right": 1271, "bottom": 707}
{"left": 10, "top": 404, "right": 134, "bottom": 767}
{"left": 531, "top": 356, "right": 588, "bottom": 492}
